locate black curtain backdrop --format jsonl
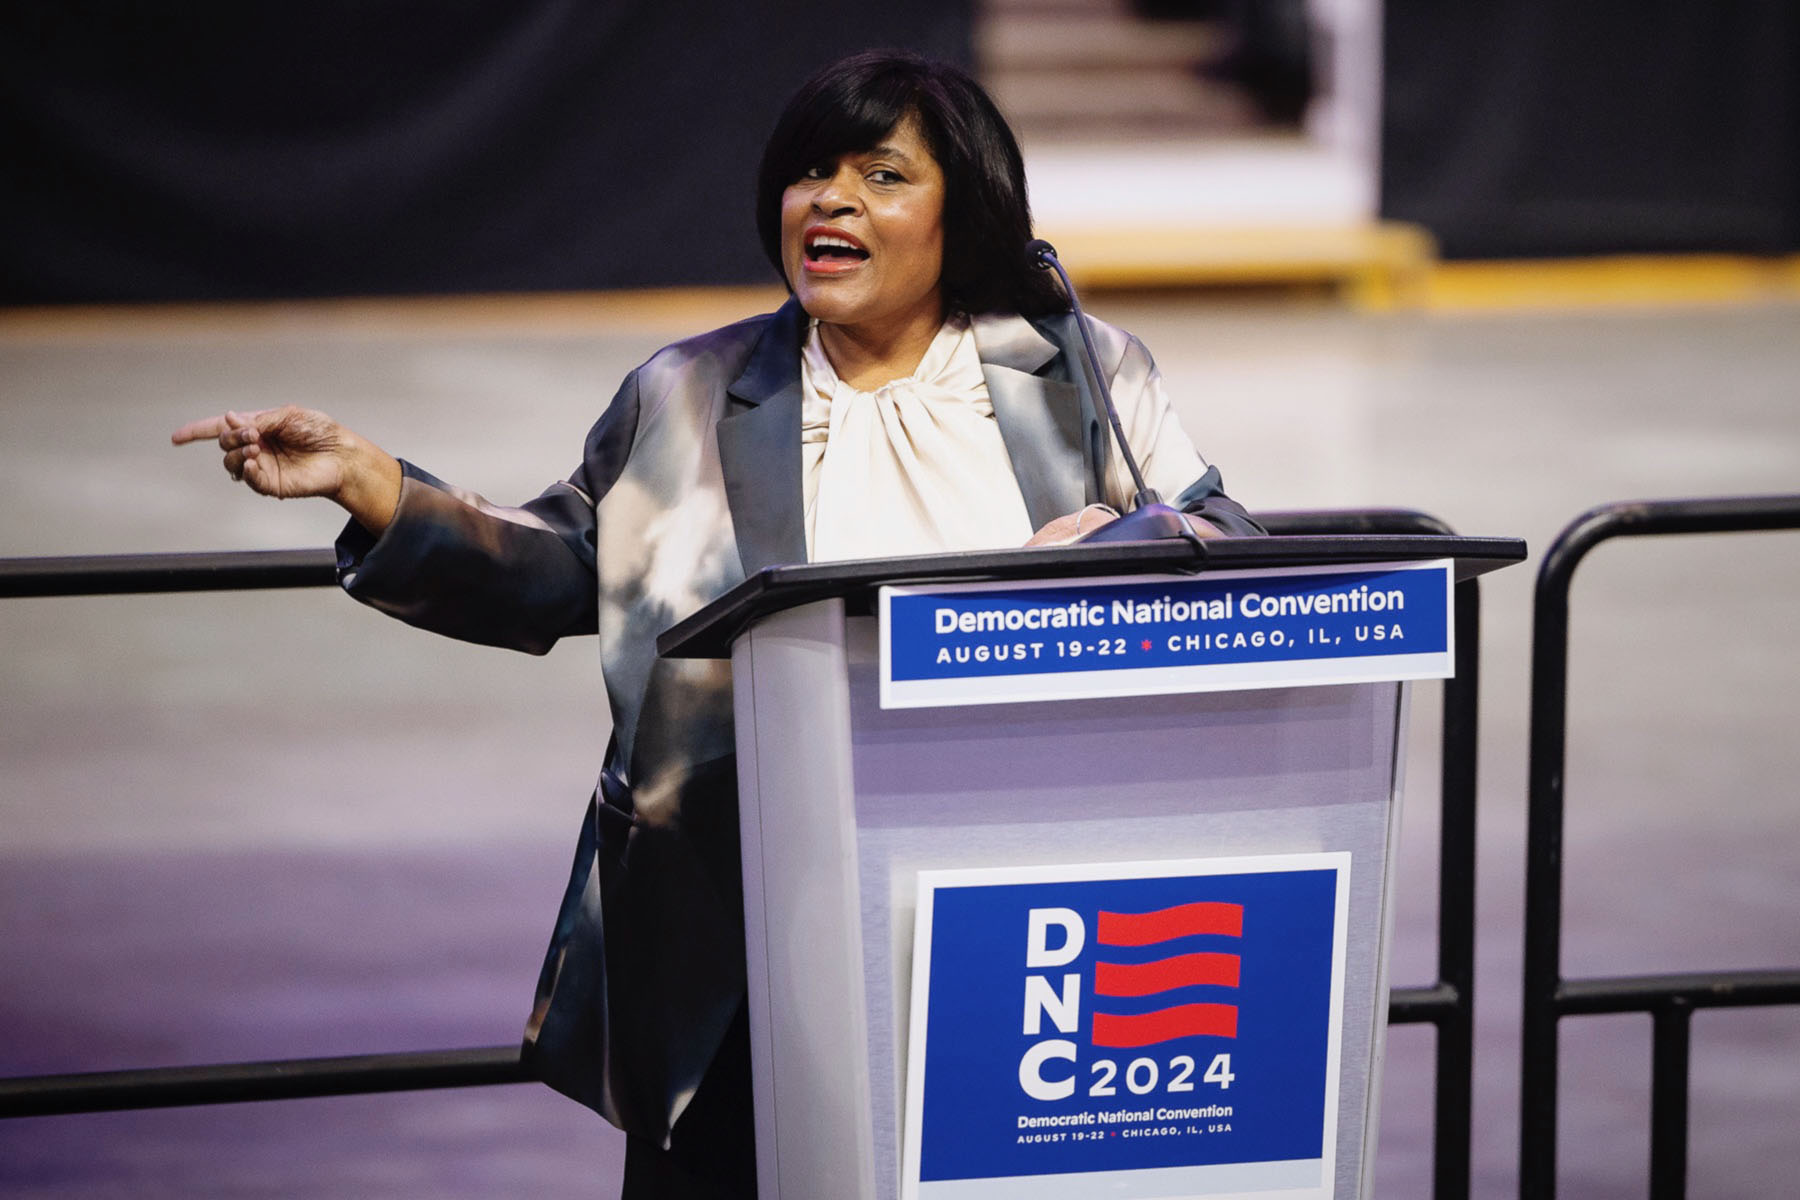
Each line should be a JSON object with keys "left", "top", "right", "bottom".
{"left": 1382, "top": 2, "right": 1800, "bottom": 258}
{"left": 0, "top": 1, "right": 972, "bottom": 304}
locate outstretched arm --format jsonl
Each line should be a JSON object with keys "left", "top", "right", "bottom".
{"left": 171, "top": 406, "right": 403, "bottom": 535}
{"left": 171, "top": 383, "right": 635, "bottom": 656}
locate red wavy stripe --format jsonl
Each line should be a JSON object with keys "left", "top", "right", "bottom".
{"left": 1094, "top": 952, "right": 1240, "bottom": 997}
{"left": 1097, "top": 901, "right": 1243, "bottom": 946}
{"left": 1092, "top": 1003, "right": 1238, "bottom": 1048}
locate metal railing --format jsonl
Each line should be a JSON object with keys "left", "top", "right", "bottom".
{"left": 1, "top": 510, "right": 1489, "bottom": 1200}
{"left": 1258, "top": 508, "right": 1482, "bottom": 1200}
{"left": 0, "top": 545, "right": 533, "bottom": 1118}
{"left": 1519, "top": 494, "right": 1800, "bottom": 1200}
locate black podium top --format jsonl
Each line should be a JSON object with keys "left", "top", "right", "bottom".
{"left": 658, "top": 534, "right": 1524, "bottom": 660}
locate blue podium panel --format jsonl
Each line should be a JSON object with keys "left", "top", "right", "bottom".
{"left": 902, "top": 855, "right": 1351, "bottom": 1200}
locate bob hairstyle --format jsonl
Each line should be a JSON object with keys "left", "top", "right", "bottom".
{"left": 755, "top": 51, "right": 1067, "bottom": 318}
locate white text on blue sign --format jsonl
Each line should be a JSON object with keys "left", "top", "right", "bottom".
{"left": 879, "top": 560, "right": 1454, "bottom": 708}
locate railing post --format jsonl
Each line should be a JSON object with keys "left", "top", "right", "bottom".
{"left": 1648, "top": 1001, "right": 1692, "bottom": 1200}
{"left": 1520, "top": 511, "right": 1602, "bottom": 1200}
{"left": 1433, "top": 578, "right": 1479, "bottom": 1200}
{"left": 1256, "top": 506, "right": 1483, "bottom": 1200}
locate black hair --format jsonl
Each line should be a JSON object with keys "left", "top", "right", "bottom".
{"left": 755, "top": 50, "right": 1068, "bottom": 318}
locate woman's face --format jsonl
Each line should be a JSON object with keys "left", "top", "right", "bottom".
{"left": 780, "top": 117, "right": 946, "bottom": 338}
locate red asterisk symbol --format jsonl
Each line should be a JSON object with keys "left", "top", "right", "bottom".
{"left": 1141, "top": 640, "right": 1152, "bottom": 651}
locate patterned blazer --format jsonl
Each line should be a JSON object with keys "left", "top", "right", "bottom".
{"left": 334, "top": 298, "right": 1259, "bottom": 1146}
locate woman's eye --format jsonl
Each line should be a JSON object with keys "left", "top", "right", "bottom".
{"left": 800, "top": 165, "right": 831, "bottom": 181}
{"left": 869, "top": 169, "right": 904, "bottom": 184}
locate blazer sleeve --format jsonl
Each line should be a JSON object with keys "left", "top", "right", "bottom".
{"left": 1106, "top": 332, "right": 1265, "bottom": 537}
{"left": 333, "top": 371, "right": 642, "bottom": 654}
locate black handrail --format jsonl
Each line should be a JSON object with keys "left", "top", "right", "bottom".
{"left": 1520, "top": 494, "right": 1800, "bottom": 1200}
{"left": 2, "top": 512, "right": 1487, "bottom": 1200}
{"left": 0, "top": 1047, "right": 531, "bottom": 1119}
{"left": 0, "top": 548, "right": 336, "bottom": 598}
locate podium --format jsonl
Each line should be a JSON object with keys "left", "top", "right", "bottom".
{"left": 661, "top": 535, "right": 1521, "bottom": 1200}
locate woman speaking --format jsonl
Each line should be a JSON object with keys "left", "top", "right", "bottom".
{"left": 174, "top": 50, "right": 1257, "bottom": 1199}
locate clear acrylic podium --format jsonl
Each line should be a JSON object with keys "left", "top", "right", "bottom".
{"left": 660, "top": 536, "right": 1521, "bottom": 1200}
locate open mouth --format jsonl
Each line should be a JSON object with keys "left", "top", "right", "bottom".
{"left": 804, "top": 230, "right": 870, "bottom": 265}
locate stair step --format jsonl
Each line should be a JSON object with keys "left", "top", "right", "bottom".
{"left": 976, "top": 0, "right": 1252, "bottom": 140}
{"left": 987, "top": 67, "right": 1261, "bottom": 139}
{"left": 978, "top": 12, "right": 1226, "bottom": 70}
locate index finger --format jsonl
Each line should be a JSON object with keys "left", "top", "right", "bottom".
{"left": 170, "top": 414, "right": 232, "bottom": 445}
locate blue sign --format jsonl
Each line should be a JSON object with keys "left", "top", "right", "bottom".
{"left": 879, "top": 560, "right": 1453, "bottom": 709}
{"left": 902, "top": 855, "right": 1349, "bottom": 1200}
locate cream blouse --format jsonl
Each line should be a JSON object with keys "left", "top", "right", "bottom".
{"left": 801, "top": 315, "right": 1036, "bottom": 562}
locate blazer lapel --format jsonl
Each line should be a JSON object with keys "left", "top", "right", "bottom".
{"left": 973, "top": 312, "right": 1090, "bottom": 528}
{"left": 718, "top": 300, "right": 809, "bottom": 573}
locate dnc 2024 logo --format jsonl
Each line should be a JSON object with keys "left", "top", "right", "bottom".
{"left": 1019, "top": 898, "right": 1243, "bottom": 1107}
{"left": 904, "top": 857, "right": 1348, "bottom": 1188}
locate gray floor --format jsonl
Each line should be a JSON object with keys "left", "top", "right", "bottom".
{"left": 2, "top": 295, "right": 1797, "bottom": 1197}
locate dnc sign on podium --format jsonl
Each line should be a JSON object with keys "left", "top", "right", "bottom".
{"left": 902, "top": 854, "right": 1351, "bottom": 1199}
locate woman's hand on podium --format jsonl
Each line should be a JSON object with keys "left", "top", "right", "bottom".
{"left": 1026, "top": 505, "right": 1120, "bottom": 546}
{"left": 1025, "top": 505, "right": 1224, "bottom": 546}
{"left": 171, "top": 406, "right": 403, "bottom": 535}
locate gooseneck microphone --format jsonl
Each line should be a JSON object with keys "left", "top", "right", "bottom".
{"left": 1027, "top": 239, "right": 1195, "bottom": 545}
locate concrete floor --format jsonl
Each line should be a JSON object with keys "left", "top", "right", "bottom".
{"left": 2, "top": 294, "right": 1797, "bottom": 1197}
